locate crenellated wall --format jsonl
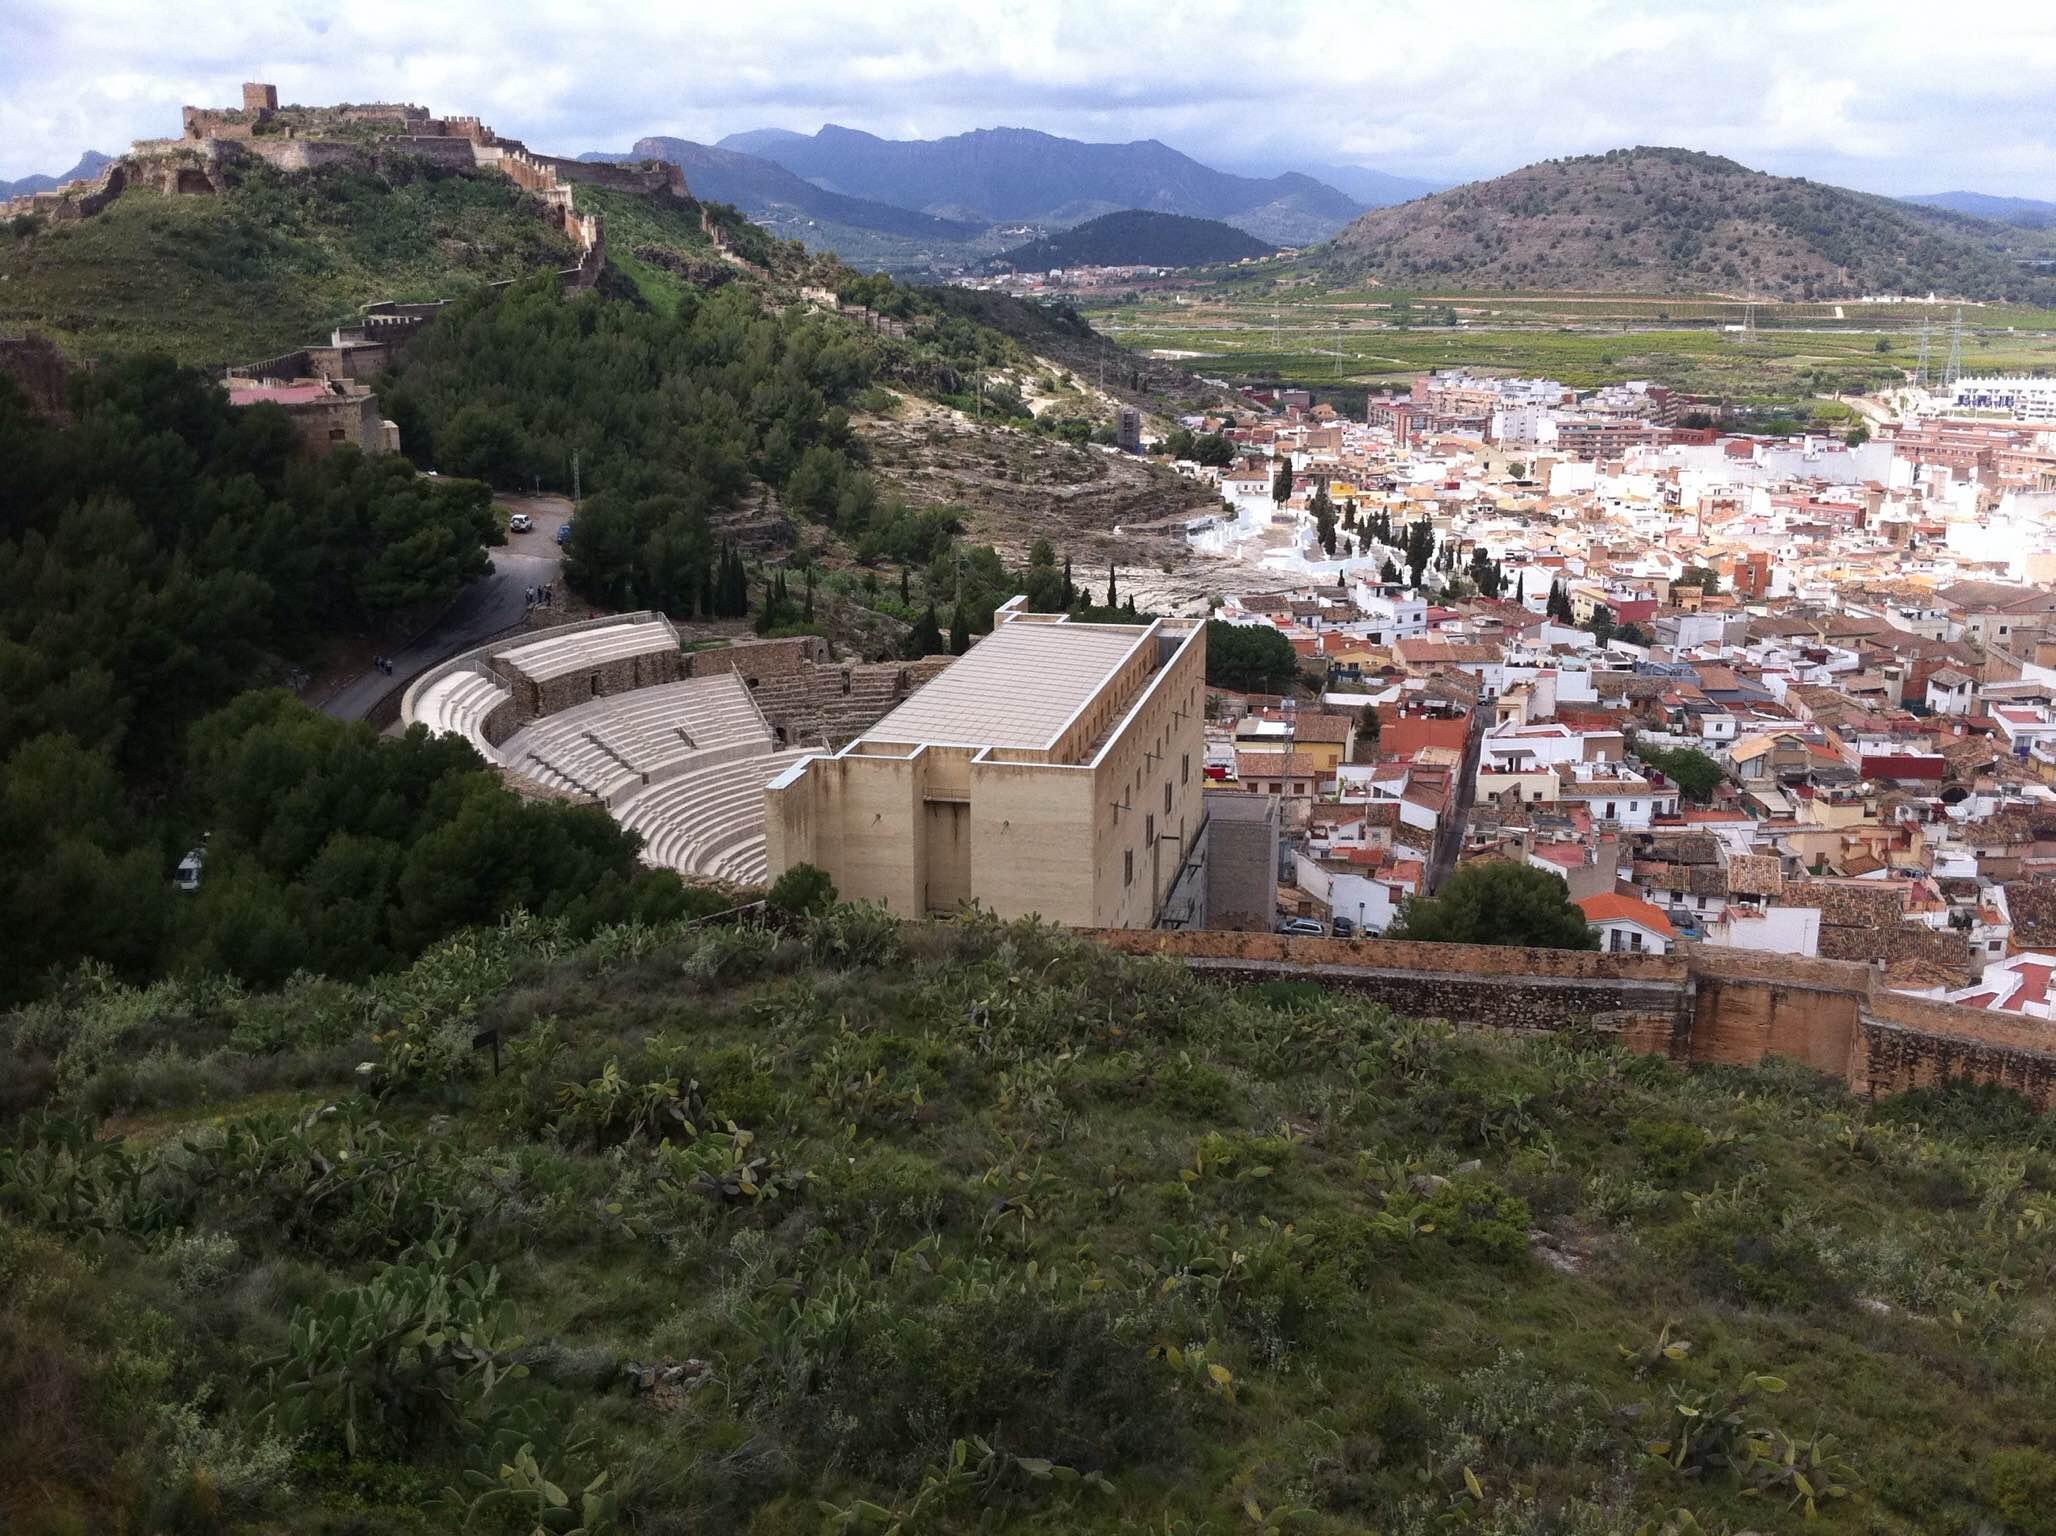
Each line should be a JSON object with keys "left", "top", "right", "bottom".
{"left": 1088, "top": 929, "right": 2056, "bottom": 1108}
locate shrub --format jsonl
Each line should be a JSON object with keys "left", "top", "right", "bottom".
{"left": 766, "top": 862, "right": 836, "bottom": 922}
{"left": 1627, "top": 1117, "right": 1709, "bottom": 1183}
{"left": 1986, "top": 1447, "right": 2056, "bottom": 1535}
{"left": 262, "top": 1241, "right": 524, "bottom": 1456}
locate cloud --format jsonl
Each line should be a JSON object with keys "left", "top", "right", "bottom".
{"left": 3, "top": 0, "right": 2053, "bottom": 199}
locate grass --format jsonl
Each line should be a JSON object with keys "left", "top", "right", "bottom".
{"left": 570, "top": 183, "right": 724, "bottom": 318}
{"left": 0, "top": 156, "right": 577, "bottom": 363}
{"left": 1089, "top": 288, "right": 2056, "bottom": 405}
{"left": 6, "top": 906, "right": 2056, "bottom": 1534}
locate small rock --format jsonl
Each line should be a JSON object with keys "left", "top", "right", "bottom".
{"left": 1453, "top": 1159, "right": 1483, "bottom": 1175}
{"left": 1408, "top": 1173, "right": 1450, "bottom": 1195}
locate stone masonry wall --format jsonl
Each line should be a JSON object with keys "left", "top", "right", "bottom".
{"left": 1089, "top": 930, "right": 2056, "bottom": 1109}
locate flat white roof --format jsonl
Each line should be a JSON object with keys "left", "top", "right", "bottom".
{"left": 857, "top": 619, "right": 1152, "bottom": 752}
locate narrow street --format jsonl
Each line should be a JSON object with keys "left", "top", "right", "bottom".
{"left": 1426, "top": 704, "right": 1486, "bottom": 893}
{"left": 320, "top": 507, "right": 567, "bottom": 722}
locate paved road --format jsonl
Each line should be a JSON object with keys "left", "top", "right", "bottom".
{"left": 321, "top": 528, "right": 563, "bottom": 721}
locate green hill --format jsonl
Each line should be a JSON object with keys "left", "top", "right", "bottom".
{"left": 992, "top": 208, "right": 1274, "bottom": 271}
{"left": 7, "top": 904, "right": 2056, "bottom": 1533}
{"left": 0, "top": 153, "right": 585, "bottom": 363}
{"left": 1321, "top": 146, "right": 2056, "bottom": 303}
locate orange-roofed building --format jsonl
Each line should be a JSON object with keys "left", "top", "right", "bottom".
{"left": 1576, "top": 892, "right": 1677, "bottom": 955}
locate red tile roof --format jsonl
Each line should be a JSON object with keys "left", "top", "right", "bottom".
{"left": 1577, "top": 892, "right": 1677, "bottom": 938}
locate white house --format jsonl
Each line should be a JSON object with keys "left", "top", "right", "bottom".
{"left": 1549, "top": 762, "right": 1680, "bottom": 829}
{"left": 1925, "top": 669, "right": 1976, "bottom": 716}
{"left": 1576, "top": 893, "right": 1677, "bottom": 955}
{"left": 1700, "top": 903, "right": 1822, "bottom": 957}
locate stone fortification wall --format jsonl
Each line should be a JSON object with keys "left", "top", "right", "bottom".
{"left": 1090, "top": 929, "right": 2056, "bottom": 1109}
{"left": 1093, "top": 929, "right": 1693, "bottom": 1054}
{"left": 0, "top": 161, "right": 129, "bottom": 223}
{"left": 1860, "top": 991, "right": 2056, "bottom": 1105}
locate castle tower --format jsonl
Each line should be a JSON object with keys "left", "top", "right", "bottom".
{"left": 242, "top": 82, "right": 278, "bottom": 116}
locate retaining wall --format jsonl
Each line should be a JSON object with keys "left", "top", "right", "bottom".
{"left": 1089, "top": 929, "right": 2056, "bottom": 1108}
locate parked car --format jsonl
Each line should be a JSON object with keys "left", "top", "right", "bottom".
{"left": 1278, "top": 917, "right": 1328, "bottom": 937}
{"left": 1330, "top": 916, "right": 1355, "bottom": 938}
{"left": 556, "top": 521, "right": 573, "bottom": 545}
{"left": 507, "top": 513, "right": 533, "bottom": 533}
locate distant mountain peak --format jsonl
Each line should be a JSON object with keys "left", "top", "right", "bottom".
{"left": 1, "top": 149, "right": 114, "bottom": 201}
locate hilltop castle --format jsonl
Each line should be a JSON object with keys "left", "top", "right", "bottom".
{"left": 2, "top": 81, "right": 694, "bottom": 296}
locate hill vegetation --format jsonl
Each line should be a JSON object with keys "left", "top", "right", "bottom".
{"left": 0, "top": 357, "right": 708, "bottom": 1004}
{"left": 991, "top": 209, "right": 1273, "bottom": 271}
{"left": 1322, "top": 147, "right": 2056, "bottom": 302}
{"left": 8, "top": 902, "right": 2056, "bottom": 1533}
{"left": 0, "top": 154, "right": 579, "bottom": 361}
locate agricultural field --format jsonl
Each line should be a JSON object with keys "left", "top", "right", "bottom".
{"left": 1088, "top": 287, "right": 2056, "bottom": 406}
{"left": 7, "top": 903, "right": 2056, "bottom": 1534}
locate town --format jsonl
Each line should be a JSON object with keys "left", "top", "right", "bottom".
{"left": 10, "top": 20, "right": 2056, "bottom": 1536}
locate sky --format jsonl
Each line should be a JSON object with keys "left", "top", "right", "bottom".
{"left": 6, "top": 0, "right": 2056, "bottom": 198}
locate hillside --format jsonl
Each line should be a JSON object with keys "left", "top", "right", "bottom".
{"left": 1321, "top": 147, "right": 2056, "bottom": 302}
{"left": 991, "top": 209, "right": 1273, "bottom": 270}
{"left": 8, "top": 904, "right": 2056, "bottom": 1533}
{"left": 717, "top": 123, "right": 1364, "bottom": 245}
{"left": 1905, "top": 190, "right": 2056, "bottom": 231}
{"left": 0, "top": 152, "right": 579, "bottom": 361}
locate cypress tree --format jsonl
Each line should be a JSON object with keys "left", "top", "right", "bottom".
{"left": 949, "top": 599, "right": 971, "bottom": 655}
{"left": 900, "top": 566, "right": 910, "bottom": 603}
{"left": 908, "top": 602, "right": 943, "bottom": 659}
{"left": 1107, "top": 562, "right": 1118, "bottom": 610}
{"left": 1062, "top": 556, "right": 1075, "bottom": 609}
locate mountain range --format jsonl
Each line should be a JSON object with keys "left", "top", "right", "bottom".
{"left": 1903, "top": 190, "right": 2056, "bottom": 230}
{"left": 1321, "top": 146, "right": 2056, "bottom": 303}
{"left": 712, "top": 124, "right": 1365, "bottom": 246}
{"left": 591, "top": 138, "right": 983, "bottom": 243}
{"left": 0, "top": 149, "right": 112, "bottom": 200}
